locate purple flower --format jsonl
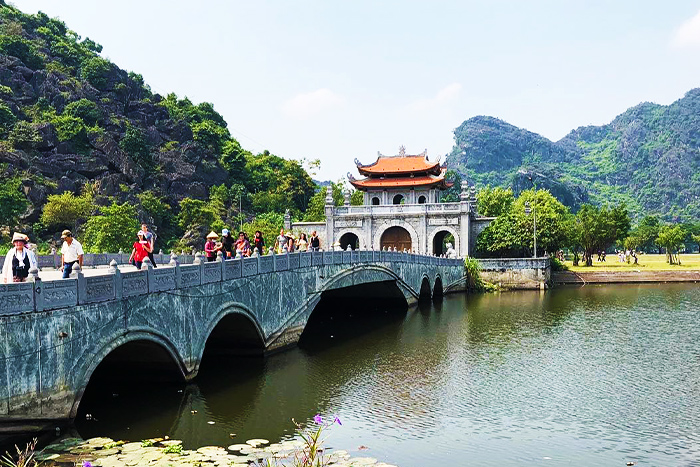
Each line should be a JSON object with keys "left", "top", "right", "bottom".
{"left": 313, "top": 414, "right": 323, "bottom": 424}
{"left": 83, "top": 462, "right": 93, "bottom": 467}
{"left": 334, "top": 416, "right": 342, "bottom": 426}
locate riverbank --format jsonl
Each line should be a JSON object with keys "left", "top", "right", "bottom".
{"left": 552, "top": 269, "right": 700, "bottom": 284}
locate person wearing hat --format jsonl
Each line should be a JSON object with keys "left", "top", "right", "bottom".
{"left": 204, "top": 231, "right": 219, "bottom": 262}
{"left": 60, "top": 229, "right": 84, "bottom": 279}
{"left": 220, "top": 229, "right": 234, "bottom": 259}
{"left": 2, "top": 232, "right": 38, "bottom": 283}
{"left": 128, "top": 230, "right": 152, "bottom": 269}
{"left": 285, "top": 231, "right": 295, "bottom": 253}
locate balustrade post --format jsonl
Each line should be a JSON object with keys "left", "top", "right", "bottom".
{"left": 29, "top": 267, "right": 42, "bottom": 312}
{"left": 170, "top": 252, "right": 181, "bottom": 288}
{"left": 193, "top": 251, "right": 204, "bottom": 280}
{"left": 110, "top": 259, "right": 122, "bottom": 300}
{"left": 71, "top": 263, "right": 86, "bottom": 304}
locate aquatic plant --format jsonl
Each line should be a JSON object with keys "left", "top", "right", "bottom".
{"left": 162, "top": 444, "right": 182, "bottom": 454}
{"left": 262, "top": 414, "right": 342, "bottom": 467}
{"left": 0, "top": 438, "right": 40, "bottom": 467}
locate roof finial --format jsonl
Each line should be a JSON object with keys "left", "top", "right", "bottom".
{"left": 398, "top": 145, "right": 406, "bottom": 157}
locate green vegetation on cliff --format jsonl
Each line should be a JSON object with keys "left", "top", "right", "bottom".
{"left": 448, "top": 89, "right": 700, "bottom": 221}
{"left": 0, "top": 4, "right": 326, "bottom": 252}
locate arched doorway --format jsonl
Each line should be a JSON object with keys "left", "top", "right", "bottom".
{"left": 432, "top": 230, "right": 455, "bottom": 256}
{"left": 372, "top": 196, "right": 380, "bottom": 205}
{"left": 418, "top": 195, "right": 426, "bottom": 204}
{"left": 381, "top": 226, "right": 412, "bottom": 251}
{"left": 392, "top": 194, "right": 404, "bottom": 205}
{"left": 339, "top": 232, "right": 359, "bottom": 250}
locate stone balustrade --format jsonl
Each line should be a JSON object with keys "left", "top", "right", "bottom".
{"left": 0, "top": 251, "right": 463, "bottom": 316}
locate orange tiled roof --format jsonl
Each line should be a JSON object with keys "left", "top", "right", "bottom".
{"left": 356, "top": 155, "right": 441, "bottom": 175}
{"left": 349, "top": 173, "right": 452, "bottom": 190}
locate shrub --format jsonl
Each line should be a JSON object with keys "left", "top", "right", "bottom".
{"left": 0, "top": 35, "right": 43, "bottom": 69}
{"left": 80, "top": 56, "right": 113, "bottom": 89}
{"left": 63, "top": 98, "right": 100, "bottom": 125}
{"left": 120, "top": 123, "right": 152, "bottom": 169}
{"left": 40, "top": 191, "right": 93, "bottom": 231}
{"left": 0, "top": 177, "right": 28, "bottom": 229}
{"left": 0, "top": 102, "right": 16, "bottom": 138}
{"left": 550, "top": 257, "right": 567, "bottom": 271}
{"left": 191, "top": 120, "right": 229, "bottom": 154}
{"left": 8, "top": 121, "right": 41, "bottom": 149}
{"left": 51, "top": 114, "right": 86, "bottom": 143}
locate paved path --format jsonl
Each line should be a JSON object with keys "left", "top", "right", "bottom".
{"left": 36, "top": 264, "right": 167, "bottom": 281}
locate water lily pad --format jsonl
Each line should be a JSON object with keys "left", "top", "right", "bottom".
{"left": 121, "top": 442, "right": 144, "bottom": 452}
{"left": 227, "top": 444, "right": 250, "bottom": 452}
{"left": 34, "top": 452, "right": 59, "bottom": 461}
{"left": 246, "top": 438, "right": 269, "bottom": 447}
{"left": 197, "top": 445, "right": 227, "bottom": 455}
{"left": 94, "top": 448, "right": 121, "bottom": 457}
{"left": 161, "top": 439, "right": 183, "bottom": 446}
{"left": 85, "top": 437, "right": 115, "bottom": 447}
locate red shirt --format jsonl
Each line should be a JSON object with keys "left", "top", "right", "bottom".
{"left": 132, "top": 242, "right": 149, "bottom": 262}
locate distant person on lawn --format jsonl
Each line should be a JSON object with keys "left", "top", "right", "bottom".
{"left": 2, "top": 233, "right": 38, "bottom": 283}
{"left": 60, "top": 230, "right": 83, "bottom": 279}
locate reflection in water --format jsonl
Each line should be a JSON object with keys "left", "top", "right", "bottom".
{"left": 74, "top": 284, "right": 700, "bottom": 466}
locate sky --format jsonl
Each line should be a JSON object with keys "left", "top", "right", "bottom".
{"left": 17, "top": 0, "right": 700, "bottom": 181}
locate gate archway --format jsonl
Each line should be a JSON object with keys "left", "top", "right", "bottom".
{"left": 339, "top": 232, "right": 360, "bottom": 250}
{"left": 432, "top": 230, "right": 455, "bottom": 256}
{"left": 381, "top": 226, "right": 412, "bottom": 251}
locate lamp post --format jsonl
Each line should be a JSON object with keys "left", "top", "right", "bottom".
{"left": 524, "top": 201, "right": 537, "bottom": 258}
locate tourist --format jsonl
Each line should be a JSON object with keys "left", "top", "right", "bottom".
{"left": 234, "top": 231, "right": 251, "bottom": 257}
{"left": 286, "top": 231, "right": 295, "bottom": 253}
{"left": 253, "top": 230, "right": 265, "bottom": 255}
{"left": 128, "top": 231, "right": 152, "bottom": 269}
{"left": 632, "top": 250, "right": 638, "bottom": 265}
{"left": 204, "top": 231, "right": 219, "bottom": 262}
{"left": 275, "top": 228, "right": 287, "bottom": 254}
{"left": 141, "top": 223, "right": 157, "bottom": 268}
{"left": 221, "top": 229, "right": 235, "bottom": 258}
{"left": 60, "top": 229, "right": 84, "bottom": 279}
{"left": 601, "top": 251, "right": 606, "bottom": 262}
{"left": 310, "top": 230, "right": 320, "bottom": 251}
{"left": 2, "top": 233, "right": 38, "bottom": 283}
{"left": 297, "top": 232, "right": 309, "bottom": 252}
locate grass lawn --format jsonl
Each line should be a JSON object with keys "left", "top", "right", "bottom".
{"left": 564, "top": 253, "right": 700, "bottom": 272}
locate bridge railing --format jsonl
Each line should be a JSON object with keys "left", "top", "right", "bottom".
{"left": 0, "top": 251, "right": 464, "bottom": 316}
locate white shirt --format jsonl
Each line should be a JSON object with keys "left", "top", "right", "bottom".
{"left": 61, "top": 239, "right": 84, "bottom": 263}
{"left": 2, "top": 247, "right": 38, "bottom": 283}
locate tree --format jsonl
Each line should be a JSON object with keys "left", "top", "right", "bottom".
{"left": 302, "top": 182, "right": 360, "bottom": 222}
{"left": 63, "top": 98, "right": 100, "bottom": 125}
{"left": 177, "top": 197, "right": 216, "bottom": 231}
{"left": 573, "top": 203, "right": 631, "bottom": 266}
{"left": 40, "top": 191, "right": 93, "bottom": 232}
{"left": 627, "top": 216, "right": 660, "bottom": 253}
{"left": 476, "top": 188, "right": 572, "bottom": 257}
{"left": 83, "top": 202, "right": 140, "bottom": 253}
{"left": 120, "top": 123, "right": 152, "bottom": 169}
{"left": 240, "top": 212, "right": 285, "bottom": 254}
{"left": 8, "top": 120, "right": 42, "bottom": 149}
{"left": 477, "top": 186, "right": 514, "bottom": 217}
{"left": 656, "top": 225, "right": 686, "bottom": 265}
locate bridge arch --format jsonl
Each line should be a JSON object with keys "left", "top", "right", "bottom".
{"left": 428, "top": 226, "right": 459, "bottom": 257}
{"left": 374, "top": 221, "right": 419, "bottom": 252}
{"left": 70, "top": 331, "right": 187, "bottom": 418}
{"left": 195, "top": 302, "right": 266, "bottom": 367}
{"left": 433, "top": 275, "right": 444, "bottom": 299}
{"left": 418, "top": 275, "right": 432, "bottom": 302}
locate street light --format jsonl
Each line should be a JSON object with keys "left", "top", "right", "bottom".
{"left": 524, "top": 201, "right": 537, "bottom": 258}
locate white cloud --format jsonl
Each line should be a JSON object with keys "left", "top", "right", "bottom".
{"left": 281, "top": 88, "right": 345, "bottom": 119}
{"left": 405, "top": 83, "right": 462, "bottom": 114}
{"left": 672, "top": 9, "right": 700, "bottom": 48}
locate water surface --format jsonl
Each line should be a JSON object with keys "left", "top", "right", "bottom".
{"left": 76, "top": 284, "right": 700, "bottom": 466}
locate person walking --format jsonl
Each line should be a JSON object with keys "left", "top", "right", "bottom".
{"left": 128, "top": 231, "right": 152, "bottom": 269}
{"left": 297, "top": 232, "right": 308, "bottom": 252}
{"left": 221, "top": 229, "right": 235, "bottom": 258}
{"left": 140, "top": 223, "right": 157, "bottom": 268}
{"left": 60, "top": 229, "right": 84, "bottom": 279}
{"left": 2, "top": 233, "right": 38, "bottom": 283}
{"left": 253, "top": 230, "right": 265, "bottom": 256}
{"left": 310, "top": 230, "right": 320, "bottom": 251}
{"left": 274, "top": 228, "right": 288, "bottom": 254}
{"left": 205, "top": 231, "right": 219, "bottom": 262}
{"left": 234, "top": 231, "right": 251, "bottom": 257}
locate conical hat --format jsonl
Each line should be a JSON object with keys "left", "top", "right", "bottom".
{"left": 206, "top": 231, "right": 219, "bottom": 239}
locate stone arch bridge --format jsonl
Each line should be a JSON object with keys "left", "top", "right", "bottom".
{"left": 0, "top": 250, "right": 465, "bottom": 425}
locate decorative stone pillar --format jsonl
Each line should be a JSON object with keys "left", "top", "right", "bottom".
{"left": 169, "top": 253, "right": 181, "bottom": 288}
{"left": 284, "top": 209, "right": 292, "bottom": 231}
{"left": 325, "top": 185, "right": 335, "bottom": 250}
{"left": 459, "top": 180, "right": 471, "bottom": 258}
{"left": 344, "top": 189, "right": 351, "bottom": 206}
